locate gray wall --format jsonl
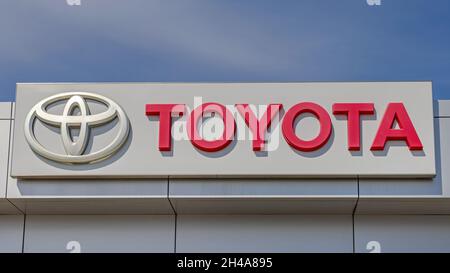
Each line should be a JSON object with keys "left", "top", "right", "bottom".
{"left": 1, "top": 100, "right": 450, "bottom": 253}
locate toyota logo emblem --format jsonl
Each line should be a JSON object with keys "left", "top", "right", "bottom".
{"left": 24, "top": 92, "right": 130, "bottom": 164}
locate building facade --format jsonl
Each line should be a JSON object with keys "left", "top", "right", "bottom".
{"left": 0, "top": 82, "right": 449, "bottom": 253}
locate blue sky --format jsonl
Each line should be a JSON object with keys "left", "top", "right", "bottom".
{"left": 0, "top": 0, "right": 449, "bottom": 101}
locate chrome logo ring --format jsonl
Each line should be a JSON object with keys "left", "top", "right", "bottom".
{"left": 24, "top": 92, "right": 130, "bottom": 164}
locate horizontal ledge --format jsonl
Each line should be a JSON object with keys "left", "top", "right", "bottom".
{"left": 6, "top": 196, "right": 168, "bottom": 199}
{"left": 169, "top": 195, "right": 357, "bottom": 199}
{"left": 358, "top": 196, "right": 450, "bottom": 200}
{"left": 10, "top": 174, "right": 436, "bottom": 179}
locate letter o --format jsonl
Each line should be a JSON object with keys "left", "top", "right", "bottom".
{"left": 282, "top": 102, "right": 332, "bottom": 152}
{"left": 187, "top": 103, "right": 236, "bottom": 152}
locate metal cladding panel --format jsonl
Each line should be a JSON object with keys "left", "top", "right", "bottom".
{"left": 355, "top": 215, "right": 450, "bottom": 253}
{"left": 7, "top": 177, "right": 173, "bottom": 214}
{"left": 23, "top": 215, "right": 175, "bottom": 253}
{"left": 176, "top": 215, "right": 353, "bottom": 253}
{"left": 436, "top": 100, "right": 450, "bottom": 117}
{"left": 0, "top": 215, "right": 23, "bottom": 253}
{"left": 11, "top": 82, "right": 435, "bottom": 178}
{"left": 0, "top": 102, "right": 11, "bottom": 120}
{"left": 0, "top": 117, "right": 19, "bottom": 214}
{"left": 169, "top": 178, "right": 357, "bottom": 214}
{"left": 0, "top": 120, "right": 10, "bottom": 199}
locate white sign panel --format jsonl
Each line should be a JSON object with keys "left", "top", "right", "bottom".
{"left": 11, "top": 82, "right": 435, "bottom": 178}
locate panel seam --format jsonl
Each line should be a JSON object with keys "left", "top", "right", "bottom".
{"left": 21, "top": 214, "right": 26, "bottom": 253}
{"left": 167, "top": 177, "right": 177, "bottom": 253}
{"left": 4, "top": 105, "right": 12, "bottom": 198}
{"left": 352, "top": 175, "right": 360, "bottom": 253}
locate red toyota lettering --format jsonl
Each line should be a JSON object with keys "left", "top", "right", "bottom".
{"left": 371, "top": 102, "right": 423, "bottom": 151}
{"left": 282, "top": 102, "right": 332, "bottom": 152}
{"left": 145, "top": 104, "right": 185, "bottom": 151}
{"left": 187, "top": 103, "right": 236, "bottom": 152}
{"left": 333, "top": 103, "right": 375, "bottom": 151}
{"left": 235, "top": 104, "right": 283, "bottom": 151}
